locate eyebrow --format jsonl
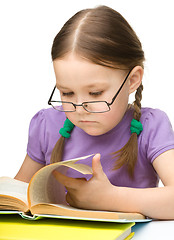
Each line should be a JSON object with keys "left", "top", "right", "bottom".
{"left": 56, "top": 84, "right": 70, "bottom": 90}
{"left": 85, "top": 82, "right": 109, "bottom": 88}
{"left": 57, "top": 82, "right": 109, "bottom": 90}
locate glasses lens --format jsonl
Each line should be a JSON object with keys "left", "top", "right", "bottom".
{"left": 51, "top": 101, "right": 75, "bottom": 112}
{"left": 83, "top": 102, "right": 110, "bottom": 113}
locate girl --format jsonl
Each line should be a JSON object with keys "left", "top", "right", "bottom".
{"left": 15, "top": 5, "right": 174, "bottom": 220}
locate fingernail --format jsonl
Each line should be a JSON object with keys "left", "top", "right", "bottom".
{"left": 95, "top": 153, "right": 101, "bottom": 158}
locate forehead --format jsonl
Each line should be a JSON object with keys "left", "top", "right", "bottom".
{"left": 53, "top": 53, "right": 125, "bottom": 87}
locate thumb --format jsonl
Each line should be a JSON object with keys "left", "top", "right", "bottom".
{"left": 92, "top": 153, "right": 104, "bottom": 178}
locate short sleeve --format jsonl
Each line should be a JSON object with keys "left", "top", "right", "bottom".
{"left": 27, "top": 109, "right": 46, "bottom": 165}
{"left": 142, "top": 109, "right": 174, "bottom": 163}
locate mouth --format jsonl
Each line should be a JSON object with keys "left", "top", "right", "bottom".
{"left": 79, "top": 120, "right": 97, "bottom": 123}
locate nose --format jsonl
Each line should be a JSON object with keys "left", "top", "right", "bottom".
{"left": 73, "top": 95, "right": 89, "bottom": 113}
{"left": 74, "top": 103, "right": 87, "bottom": 114}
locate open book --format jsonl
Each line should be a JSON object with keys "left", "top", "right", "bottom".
{"left": 0, "top": 154, "right": 150, "bottom": 222}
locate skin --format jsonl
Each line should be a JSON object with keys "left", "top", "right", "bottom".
{"left": 53, "top": 53, "right": 141, "bottom": 136}
{"left": 15, "top": 52, "right": 174, "bottom": 219}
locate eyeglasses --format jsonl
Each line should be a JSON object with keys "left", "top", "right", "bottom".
{"left": 48, "top": 69, "right": 132, "bottom": 113}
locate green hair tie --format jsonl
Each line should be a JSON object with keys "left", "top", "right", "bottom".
{"left": 130, "top": 119, "right": 143, "bottom": 136}
{"left": 59, "top": 118, "right": 75, "bottom": 138}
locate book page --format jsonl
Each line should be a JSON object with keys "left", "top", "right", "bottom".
{"left": 0, "top": 177, "right": 28, "bottom": 205}
{"left": 57, "top": 154, "right": 94, "bottom": 174}
{"left": 28, "top": 154, "right": 94, "bottom": 208}
{"left": 30, "top": 202, "right": 145, "bottom": 221}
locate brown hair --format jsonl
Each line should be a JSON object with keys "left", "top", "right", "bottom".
{"left": 50, "top": 5, "right": 145, "bottom": 178}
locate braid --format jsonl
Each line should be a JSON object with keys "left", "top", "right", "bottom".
{"left": 133, "top": 83, "right": 143, "bottom": 121}
{"left": 111, "top": 83, "right": 143, "bottom": 178}
{"left": 50, "top": 136, "right": 65, "bottom": 163}
{"left": 50, "top": 118, "right": 75, "bottom": 164}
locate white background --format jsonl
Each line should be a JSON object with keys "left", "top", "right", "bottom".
{"left": 0, "top": 0, "right": 174, "bottom": 178}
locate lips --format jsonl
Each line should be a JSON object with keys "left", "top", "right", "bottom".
{"left": 80, "top": 120, "right": 97, "bottom": 123}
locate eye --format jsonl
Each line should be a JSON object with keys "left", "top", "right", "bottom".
{"left": 89, "top": 91, "right": 103, "bottom": 96}
{"left": 62, "top": 92, "right": 74, "bottom": 97}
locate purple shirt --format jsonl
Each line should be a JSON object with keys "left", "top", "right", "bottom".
{"left": 27, "top": 107, "right": 174, "bottom": 188}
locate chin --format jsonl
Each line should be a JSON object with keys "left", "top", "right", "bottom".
{"left": 82, "top": 127, "right": 107, "bottom": 136}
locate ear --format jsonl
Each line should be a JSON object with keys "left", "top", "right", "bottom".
{"left": 128, "top": 66, "right": 144, "bottom": 95}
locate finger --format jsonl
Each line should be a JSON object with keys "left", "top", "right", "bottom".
{"left": 66, "top": 192, "right": 71, "bottom": 204}
{"left": 52, "top": 170, "right": 77, "bottom": 189}
{"left": 92, "top": 153, "right": 104, "bottom": 178}
{"left": 52, "top": 170, "right": 85, "bottom": 189}
{"left": 77, "top": 178, "right": 87, "bottom": 181}
{"left": 66, "top": 192, "right": 76, "bottom": 207}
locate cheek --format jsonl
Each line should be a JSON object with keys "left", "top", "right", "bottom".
{"left": 64, "top": 112, "right": 79, "bottom": 127}
{"left": 112, "top": 89, "right": 129, "bottom": 117}
{"left": 102, "top": 94, "right": 129, "bottom": 128}
{"left": 64, "top": 112, "right": 73, "bottom": 121}
{"left": 101, "top": 110, "right": 120, "bottom": 129}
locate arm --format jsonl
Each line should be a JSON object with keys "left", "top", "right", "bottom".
{"left": 53, "top": 151, "right": 174, "bottom": 220}
{"left": 14, "top": 154, "right": 45, "bottom": 183}
{"left": 115, "top": 149, "right": 174, "bottom": 220}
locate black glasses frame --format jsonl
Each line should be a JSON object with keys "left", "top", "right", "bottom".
{"left": 48, "top": 69, "right": 132, "bottom": 113}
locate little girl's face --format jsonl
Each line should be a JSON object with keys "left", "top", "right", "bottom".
{"left": 53, "top": 53, "right": 131, "bottom": 136}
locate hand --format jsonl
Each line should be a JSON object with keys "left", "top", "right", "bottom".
{"left": 52, "top": 153, "right": 115, "bottom": 210}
